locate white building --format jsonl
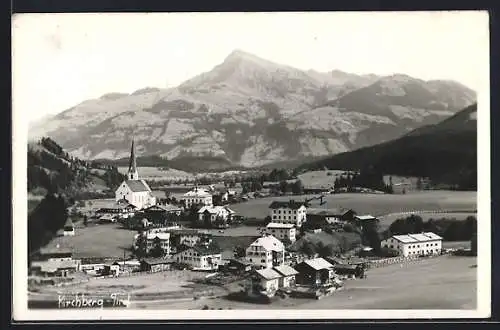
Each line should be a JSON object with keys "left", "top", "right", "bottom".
{"left": 268, "top": 200, "right": 307, "bottom": 227}
{"left": 115, "top": 140, "right": 156, "bottom": 210}
{"left": 172, "top": 244, "right": 222, "bottom": 271}
{"left": 181, "top": 187, "right": 213, "bottom": 208}
{"left": 246, "top": 235, "right": 285, "bottom": 269}
{"left": 381, "top": 232, "right": 443, "bottom": 257}
{"left": 265, "top": 223, "right": 297, "bottom": 242}
{"left": 134, "top": 230, "right": 171, "bottom": 255}
{"left": 197, "top": 206, "right": 235, "bottom": 225}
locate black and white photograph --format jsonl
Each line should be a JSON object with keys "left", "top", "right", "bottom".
{"left": 12, "top": 11, "right": 490, "bottom": 320}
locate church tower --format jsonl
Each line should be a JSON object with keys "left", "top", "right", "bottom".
{"left": 127, "top": 139, "right": 139, "bottom": 180}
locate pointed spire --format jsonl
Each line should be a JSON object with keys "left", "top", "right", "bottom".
{"left": 127, "top": 139, "right": 139, "bottom": 180}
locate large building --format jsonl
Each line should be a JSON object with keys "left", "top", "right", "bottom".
{"left": 246, "top": 235, "right": 285, "bottom": 269}
{"left": 381, "top": 232, "right": 443, "bottom": 257}
{"left": 181, "top": 187, "right": 213, "bottom": 208}
{"left": 265, "top": 223, "right": 297, "bottom": 243}
{"left": 197, "top": 206, "right": 235, "bottom": 227}
{"left": 134, "top": 229, "right": 172, "bottom": 255}
{"left": 268, "top": 200, "right": 307, "bottom": 227}
{"left": 115, "top": 140, "right": 156, "bottom": 210}
{"left": 172, "top": 244, "right": 222, "bottom": 271}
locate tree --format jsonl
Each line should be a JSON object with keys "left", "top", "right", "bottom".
{"left": 416, "top": 177, "right": 423, "bottom": 191}
{"left": 83, "top": 215, "right": 88, "bottom": 227}
{"left": 291, "top": 180, "right": 304, "bottom": 195}
{"left": 149, "top": 236, "right": 164, "bottom": 258}
{"left": 301, "top": 241, "right": 316, "bottom": 256}
{"left": 279, "top": 180, "right": 290, "bottom": 194}
{"left": 135, "top": 232, "right": 147, "bottom": 258}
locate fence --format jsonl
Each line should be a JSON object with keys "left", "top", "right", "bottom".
{"left": 368, "top": 251, "right": 451, "bottom": 269}
{"left": 378, "top": 209, "right": 477, "bottom": 218}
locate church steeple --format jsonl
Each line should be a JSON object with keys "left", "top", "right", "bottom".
{"left": 127, "top": 139, "right": 139, "bottom": 180}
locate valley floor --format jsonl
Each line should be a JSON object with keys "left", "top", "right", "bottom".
{"left": 139, "top": 255, "right": 477, "bottom": 310}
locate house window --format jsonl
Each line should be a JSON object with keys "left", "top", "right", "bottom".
{"left": 261, "top": 259, "right": 265, "bottom": 263}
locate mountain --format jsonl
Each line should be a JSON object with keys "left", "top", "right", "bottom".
{"left": 28, "top": 137, "right": 125, "bottom": 198}
{"left": 29, "top": 50, "right": 476, "bottom": 168}
{"left": 298, "top": 104, "right": 477, "bottom": 190}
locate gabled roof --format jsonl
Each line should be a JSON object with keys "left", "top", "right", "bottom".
{"left": 142, "top": 257, "right": 172, "bottom": 266}
{"left": 146, "top": 232, "right": 170, "bottom": 240}
{"left": 255, "top": 268, "right": 282, "bottom": 280}
{"left": 301, "top": 258, "right": 334, "bottom": 271}
{"left": 391, "top": 232, "right": 443, "bottom": 243}
{"left": 266, "top": 223, "right": 295, "bottom": 229}
{"left": 273, "top": 264, "right": 298, "bottom": 277}
{"left": 308, "top": 208, "right": 354, "bottom": 216}
{"left": 269, "top": 200, "right": 306, "bottom": 210}
{"left": 355, "top": 215, "right": 378, "bottom": 221}
{"left": 192, "top": 244, "right": 222, "bottom": 256}
{"left": 145, "top": 204, "right": 182, "bottom": 212}
{"left": 198, "top": 206, "right": 235, "bottom": 214}
{"left": 183, "top": 188, "right": 212, "bottom": 197}
{"left": 39, "top": 246, "right": 73, "bottom": 256}
{"left": 125, "top": 180, "right": 151, "bottom": 192}
{"left": 250, "top": 235, "right": 284, "bottom": 252}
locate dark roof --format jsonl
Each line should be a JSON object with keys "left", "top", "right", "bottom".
{"left": 142, "top": 258, "right": 172, "bottom": 266}
{"left": 38, "top": 247, "right": 73, "bottom": 257}
{"left": 333, "top": 264, "right": 359, "bottom": 271}
{"left": 269, "top": 200, "right": 306, "bottom": 210}
{"left": 192, "top": 244, "right": 222, "bottom": 256}
{"left": 145, "top": 204, "right": 181, "bottom": 212}
{"left": 125, "top": 180, "right": 150, "bottom": 192}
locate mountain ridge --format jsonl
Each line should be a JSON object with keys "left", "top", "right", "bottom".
{"left": 29, "top": 49, "right": 476, "bottom": 167}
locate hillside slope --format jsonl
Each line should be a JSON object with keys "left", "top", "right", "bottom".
{"left": 299, "top": 104, "right": 477, "bottom": 190}
{"left": 28, "top": 137, "right": 125, "bottom": 198}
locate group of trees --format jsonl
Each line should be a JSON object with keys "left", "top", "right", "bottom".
{"left": 384, "top": 214, "right": 477, "bottom": 242}
{"left": 28, "top": 193, "right": 68, "bottom": 254}
{"left": 334, "top": 170, "right": 393, "bottom": 193}
{"left": 28, "top": 137, "right": 125, "bottom": 197}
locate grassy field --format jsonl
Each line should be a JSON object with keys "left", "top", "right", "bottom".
{"left": 118, "top": 166, "right": 194, "bottom": 181}
{"left": 230, "top": 191, "right": 477, "bottom": 221}
{"left": 297, "top": 170, "right": 346, "bottom": 187}
{"left": 378, "top": 212, "right": 477, "bottom": 230}
{"left": 44, "top": 223, "right": 137, "bottom": 259}
{"left": 158, "top": 255, "right": 477, "bottom": 310}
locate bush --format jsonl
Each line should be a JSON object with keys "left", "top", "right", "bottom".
{"left": 343, "top": 223, "right": 355, "bottom": 233}
{"left": 378, "top": 247, "right": 400, "bottom": 258}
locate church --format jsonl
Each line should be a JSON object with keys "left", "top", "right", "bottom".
{"left": 115, "top": 140, "right": 156, "bottom": 210}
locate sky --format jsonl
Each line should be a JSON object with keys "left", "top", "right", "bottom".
{"left": 12, "top": 11, "right": 489, "bottom": 123}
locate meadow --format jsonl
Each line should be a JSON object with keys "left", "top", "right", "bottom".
{"left": 45, "top": 223, "right": 137, "bottom": 259}
{"left": 230, "top": 191, "right": 477, "bottom": 222}
{"left": 159, "top": 255, "right": 477, "bottom": 310}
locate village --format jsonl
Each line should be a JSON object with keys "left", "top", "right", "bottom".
{"left": 28, "top": 141, "right": 478, "bottom": 309}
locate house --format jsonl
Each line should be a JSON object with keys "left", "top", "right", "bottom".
{"left": 303, "top": 185, "right": 333, "bottom": 195}
{"left": 63, "top": 219, "right": 75, "bottom": 236}
{"left": 332, "top": 264, "right": 365, "bottom": 278}
{"left": 307, "top": 208, "right": 356, "bottom": 227}
{"left": 140, "top": 258, "right": 173, "bottom": 273}
{"left": 295, "top": 258, "right": 335, "bottom": 287}
{"left": 181, "top": 187, "right": 213, "bottom": 208}
{"left": 143, "top": 204, "right": 182, "bottom": 225}
{"left": 273, "top": 264, "right": 298, "bottom": 289}
{"left": 352, "top": 215, "right": 379, "bottom": 229}
{"left": 115, "top": 139, "right": 156, "bottom": 210}
{"left": 102, "top": 263, "right": 121, "bottom": 276}
{"left": 265, "top": 223, "right": 297, "bottom": 243}
{"left": 96, "top": 201, "right": 136, "bottom": 219}
{"left": 30, "top": 259, "right": 79, "bottom": 278}
{"left": 223, "top": 258, "right": 253, "bottom": 274}
{"left": 172, "top": 244, "right": 222, "bottom": 271}
{"left": 246, "top": 235, "right": 285, "bottom": 269}
{"left": 30, "top": 246, "right": 79, "bottom": 277}
{"left": 37, "top": 246, "right": 74, "bottom": 262}
{"left": 381, "top": 232, "right": 443, "bottom": 257}
{"left": 245, "top": 268, "right": 282, "bottom": 298}
{"left": 168, "top": 228, "right": 212, "bottom": 250}
{"left": 268, "top": 200, "right": 307, "bottom": 227}
{"left": 136, "top": 230, "right": 171, "bottom": 255}
{"left": 197, "top": 206, "right": 235, "bottom": 227}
